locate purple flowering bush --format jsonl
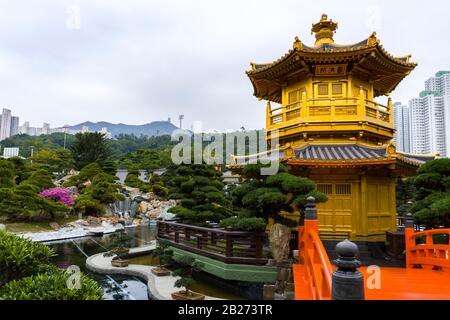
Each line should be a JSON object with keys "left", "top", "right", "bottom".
{"left": 39, "top": 187, "right": 74, "bottom": 207}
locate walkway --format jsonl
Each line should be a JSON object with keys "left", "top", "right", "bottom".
{"left": 85, "top": 243, "right": 223, "bottom": 300}
{"left": 293, "top": 264, "right": 450, "bottom": 300}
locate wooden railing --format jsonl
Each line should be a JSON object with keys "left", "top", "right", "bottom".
{"left": 297, "top": 218, "right": 333, "bottom": 300}
{"left": 156, "top": 221, "right": 267, "bottom": 265}
{"left": 267, "top": 97, "right": 392, "bottom": 129}
{"left": 405, "top": 224, "right": 450, "bottom": 270}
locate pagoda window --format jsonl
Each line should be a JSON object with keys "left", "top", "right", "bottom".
{"left": 318, "top": 84, "right": 329, "bottom": 96}
{"left": 317, "top": 183, "right": 333, "bottom": 195}
{"left": 332, "top": 83, "right": 343, "bottom": 96}
{"left": 287, "top": 88, "right": 305, "bottom": 109}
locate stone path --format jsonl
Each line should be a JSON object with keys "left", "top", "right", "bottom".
{"left": 85, "top": 244, "right": 224, "bottom": 300}
{"left": 17, "top": 224, "right": 125, "bottom": 242}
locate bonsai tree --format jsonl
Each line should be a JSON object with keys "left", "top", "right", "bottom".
{"left": 164, "top": 163, "right": 233, "bottom": 226}
{"left": 231, "top": 162, "right": 328, "bottom": 228}
{"left": 172, "top": 256, "right": 204, "bottom": 298}
{"left": 150, "top": 240, "right": 173, "bottom": 270}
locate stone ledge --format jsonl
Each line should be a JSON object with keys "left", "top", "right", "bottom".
{"left": 85, "top": 244, "right": 223, "bottom": 300}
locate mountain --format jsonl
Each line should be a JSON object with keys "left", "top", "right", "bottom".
{"left": 63, "top": 121, "right": 179, "bottom": 137}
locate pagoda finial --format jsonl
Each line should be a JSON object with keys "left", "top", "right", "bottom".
{"left": 311, "top": 14, "right": 338, "bottom": 46}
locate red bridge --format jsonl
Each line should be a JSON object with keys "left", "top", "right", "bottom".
{"left": 293, "top": 213, "right": 450, "bottom": 300}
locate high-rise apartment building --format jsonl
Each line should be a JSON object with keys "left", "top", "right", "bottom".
{"left": 393, "top": 102, "right": 411, "bottom": 153}
{"left": 10, "top": 116, "right": 19, "bottom": 136}
{"left": 407, "top": 71, "right": 450, "bottom": 157}
{"left": 0, "top": 108, "right": 12, "bottom": 140}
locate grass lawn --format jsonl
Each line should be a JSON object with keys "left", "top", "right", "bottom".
{"left": 0, "top": 215, "right": 79, "bottom": 234}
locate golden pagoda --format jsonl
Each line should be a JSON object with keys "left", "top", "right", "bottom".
{"left": 236, "top": 14, "right": 435, "bottom": 241}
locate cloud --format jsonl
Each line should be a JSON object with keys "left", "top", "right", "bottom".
{"left": 0, "top": 0, "right": 448, "bottom": 130}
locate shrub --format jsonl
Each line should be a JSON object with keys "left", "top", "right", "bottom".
{"left": 0, "top": 269, "right": 103, "bottom": 300}
{"left": 219, "top": 217, "right": 266, "bottom": 232}
{"left": 39, "top": 187, "right": 74, "bottom": 206}
{"left": 153, "top": 184, "right": 169, "bottom": 197}
{"left": 0, "top": 230, "right": 54, "bottom": 286}
{"left": 74, "top": 195, "right": 105, "bottom": 216}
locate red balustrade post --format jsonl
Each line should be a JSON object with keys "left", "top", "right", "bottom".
{"left": 404, "top": 218, "right": 415, "bottom": 268}
{"left": 304, "top": 196, "right": 319, "bottom": 253}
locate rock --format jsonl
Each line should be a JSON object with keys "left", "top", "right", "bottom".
{"left": 101, "top": 221, "right": 111, "bottom": 228}
{"left": 83, "top": 180, "right": 92, "bottom": 187}
{"left": 157, "top": 210, "right": 176, "bottom": 221}
{"left": 263, "top": 285, "right": 275, "bottom": 300}
{"left": 132, "top": 219, "right": 142, "bottom": 226}
{"left": 49, "top": 222, "right": 60, "bottom": 230}
{"left": 269, "top": 223, "right": 291, "bottom": 261}
{"left": 146, "top": 208, "right": 160, "bottom": 219}
{"left": 86, "top": 216, "right": 101, "bottom": 226}
{"left": 123, "top": 186, "right": 141, "bottom": 199}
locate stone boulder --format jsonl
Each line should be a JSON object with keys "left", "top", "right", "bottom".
{"left": 49, "top": 222, "right": 60, "bottom": 230}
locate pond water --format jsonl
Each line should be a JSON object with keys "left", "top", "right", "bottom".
{"left": 45, "top": 224, "right": 246, "bottom": 300}
{"left": 127, "top": 255, "right": 246, "bottom": 300}
{"left": 46, "top": 225, "right": 156, "bottom": 300}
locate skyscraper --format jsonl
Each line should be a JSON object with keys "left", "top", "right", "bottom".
{"left": 20, "top": 121, "right": 30, "bottom": 134}
{"left": 393, "top": 102, "right": 411, "bottom": 153}
{"left": 10, "top": 116, "right": 19, "bottom": 136}
{"left": 408, "top": 71, "right": 450, "bottom": 157}
{"left": 42, "top": 123, "right": 50, "bottom": 135}
{"left": 0, "top": 108, "right": 12, "bottom": 140}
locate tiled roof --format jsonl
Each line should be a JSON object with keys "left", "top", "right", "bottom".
{"left": 294, "top": 144, "right": 386, "bottom": 161}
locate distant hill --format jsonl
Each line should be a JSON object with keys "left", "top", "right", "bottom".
{"left": 62, "top": 121, "right": 179, "bottom": 137}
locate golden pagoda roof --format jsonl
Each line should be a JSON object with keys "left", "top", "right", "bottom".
{"left": 247, "top": 15, "right": 417, "bottom": 103}
{"left": 229, "top": 143, "right": 435, "bottom": 173}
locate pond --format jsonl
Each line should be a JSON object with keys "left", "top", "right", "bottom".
{"left": 45, "top": 224, "right": 247, "bottom": 300}
{"left": 46, "top": 225, "right": 156, "bottom": 300}
{"left": 127, "top": 255, "right": 246, "bottom": 300}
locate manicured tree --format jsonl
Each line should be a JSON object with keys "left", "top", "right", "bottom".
{"left": 31, "top": 148, "right": 75, "bottom": 173}
{"left": 0, "top": 159, "right": 15, "bottom": 188}
{"left": 21, "top": 169, "right": 54, "bottom": 190}
{"left": 70, "top": 132, "right": 112, "bottom": 170}
{"left": 64, "top": 162, "right": 104, "bottom": 190}
{"left": 172, "top": 256, "right": 204, "bottom": 296}
{"left": 89, "top": 173, "right": 123, "bottom": 203}
{"left": 150, "top": 240, "right": 174, "bottom": 269}
{"left": 231, "top": 162, "right": 327, "bottom": 227}
{"left": 101, "top": 160, "right": 118, "bottom": 176}
{"left": 411, "top": 159, "right": 450, "bottom": 228}
{"left": 165, "top": 164, "right": 233, "bottom": 226}
{"left": 396, "top": 177, "right": 415, "bottom": 217}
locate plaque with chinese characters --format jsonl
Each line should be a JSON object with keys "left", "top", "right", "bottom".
{"left": 315, "top": 64, "right": 347, "bottom": 76}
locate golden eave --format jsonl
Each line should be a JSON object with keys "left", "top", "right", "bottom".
{"left": 247, "top": 33, "right": 417, "bottom": 102}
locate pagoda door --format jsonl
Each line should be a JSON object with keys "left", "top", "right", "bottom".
{"left": 316, "top": 182, "right": 355, "bottom": 239}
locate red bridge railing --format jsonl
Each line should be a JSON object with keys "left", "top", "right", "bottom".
{"left": 297, "top": 200, "right": 333, "bottom": 300}
{"left": 405, "top": 222, "right": 450, "bottom": 270}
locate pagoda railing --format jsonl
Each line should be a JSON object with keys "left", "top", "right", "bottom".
{"left": 405, "top": 223, "right": 450, "bottom": 270}
{"left": 267, "top": 97, "right": 392, "bottom": 129}
{"left": 156, "top": 220, "right": 268, "bottom": 265}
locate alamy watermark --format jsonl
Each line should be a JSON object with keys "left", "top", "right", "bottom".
{"left": 170, "top": 123, "right": 280, "bottom": 175}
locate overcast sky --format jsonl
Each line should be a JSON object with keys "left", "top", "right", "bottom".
{"left": 0, "top": 0, "right": 449, "bottom": 131}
